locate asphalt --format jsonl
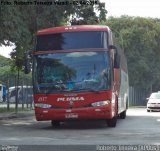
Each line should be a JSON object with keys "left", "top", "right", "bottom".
{"left": 0, "top": 110, "right": 34, "bottom": 120}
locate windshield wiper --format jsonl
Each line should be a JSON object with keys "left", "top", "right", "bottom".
{"left": 39, "top": 81, "right": 101, "bottom": 94}
{"left": 43, "top": 87, "right": 100, "bottom": 95}
{"left": 85, "top": 88, "right": 100, "bottom": 93}
{"left": 39, "top": 82, "right": 67, "bottom": 95}
{"left": 68, "top": 87, "right": 100, "bottom": 93}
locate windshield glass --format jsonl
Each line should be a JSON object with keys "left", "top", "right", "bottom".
{"left": 150, "top": 93, "right": 160, "bottom": 99}
{"left": 33, "top": 51, "right": 111, "bottom": 94}
{"left": 36, "top": 31, "right": 107, "bottom": 51}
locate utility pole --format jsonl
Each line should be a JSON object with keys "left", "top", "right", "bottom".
{"left": 15, "top": 69, "right": 20, "bottom": 114}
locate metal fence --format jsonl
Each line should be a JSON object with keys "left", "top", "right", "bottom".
{"left": 0, "top": 74, "right": 33, "bottom": 111}
{"left": 129, "top": 86, "right": 150, "bottom": 106}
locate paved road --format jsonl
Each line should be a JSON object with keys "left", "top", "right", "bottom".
{"left": 0, "top": 108, "right": 160, "bottom": 147}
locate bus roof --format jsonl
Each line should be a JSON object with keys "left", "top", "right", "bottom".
{"left": 36, "top": 25, "right": 110, "bottom": 35}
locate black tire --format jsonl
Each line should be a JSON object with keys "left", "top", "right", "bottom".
{"left": 51, "top": 120, "right": 60, "bottom": 127}
{"left": 119, "top": 110, "right": 126, "bottom": 119}
{"left": 147, "top": 109, "right": 150, "bottom": 112}
{"left": 107, "top": 116, "right": 117, "bottom": 127}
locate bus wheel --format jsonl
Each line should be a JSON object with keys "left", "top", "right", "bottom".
{"left": 119, "top": 110, "right": 126, "bottom": 119}
{"left": 107, "top": 116, "right": 117, "bottom": 127}
{"left": 51, "top": 120, "right": 60, "bottom": 127}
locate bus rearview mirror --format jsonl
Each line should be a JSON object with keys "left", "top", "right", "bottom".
{"left": 108, "top": 45, "right": 120, "bottom": 68}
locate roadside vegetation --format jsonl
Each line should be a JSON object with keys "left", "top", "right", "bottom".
{"left": 0, "top": 1, "right": 160, "bottom": 92}
{"left": 104, "top": 16, "right": 160, "bottom": 91}
{"left": 0, "top": 107, "right": 32, "bottom": 113}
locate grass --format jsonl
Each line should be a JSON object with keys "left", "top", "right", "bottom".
{"left": 0, "top": 107, "right": 32, "bottom": 113}
{"left": 129, "top": 106, "right": 146, "bottom": 108}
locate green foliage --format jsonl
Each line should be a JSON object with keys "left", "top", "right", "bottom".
{"left": 0, "top": 1, "right": 107, "bottom": 44}
{"left": 104, "top": 16, "right": 160, "bottom": 91}
{"left": 0, "top": 0, "right": 107, "bottom": 70}
{"left": 0, "top": 55, "right": 32, "bottom": 86}
{"left": 0, "top": 55, "right": 10, "bottom": 67}
{"left": 0, "top": 1, "right": 107, "bottom": 86}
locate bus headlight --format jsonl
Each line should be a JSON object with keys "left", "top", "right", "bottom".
{"left": 35, "top": 103, "right": 52, "bottom": 108}
{"left": 91, "top": 100, "right": 111, "bottom": 107}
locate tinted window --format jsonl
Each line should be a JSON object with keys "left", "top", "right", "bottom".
{"left": 36, "top": 31, "right": 107, "bottom": 51}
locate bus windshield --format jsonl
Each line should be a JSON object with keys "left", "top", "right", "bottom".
{"left": 36, "top": 31, "right": 108, "bottom": 51}
{"left": 33, "top": 51, "right": 111, "bottom": 94}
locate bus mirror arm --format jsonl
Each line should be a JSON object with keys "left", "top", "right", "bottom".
{"left": 24, "top": 50, "right": 32, "bottom": 74}
{"left": 108, "top": 45, "right": 120, "bottom": 69}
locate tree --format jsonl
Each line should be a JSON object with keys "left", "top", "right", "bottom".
{"left": 0, "top": 55, "right": 31, "bottom": 87}
{"left": 104, "top": 16, "right": 160, "bottom": 91}
{"left": 0, "top": 0, "right": 107, "bottom": 70}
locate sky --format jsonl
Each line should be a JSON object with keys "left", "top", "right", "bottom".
{"left": 0, "top": 0, "right": 160, "bottom": 58}
{"left": 0, "top": 44, "right": 15, "bottom": 58}
{"left": 103, "top": 0, "right": 160, "bottom": 18}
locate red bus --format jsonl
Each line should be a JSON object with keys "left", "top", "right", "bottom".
{"left": 26, "top": 25, "right": 129, "bottom": 127}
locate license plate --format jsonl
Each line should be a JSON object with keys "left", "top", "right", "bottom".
{"left": 153, "top": 104, "right": 160, "bottom": 107}
{"left": 65, "top": 113, "right": 78, "bottom": 119}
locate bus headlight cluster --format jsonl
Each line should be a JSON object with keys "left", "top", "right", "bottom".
{"left": 91, "top": 100, "right": 111, "bottom": 107}
{"left": 35, "top": 103, "right": 52, "bottom": 108}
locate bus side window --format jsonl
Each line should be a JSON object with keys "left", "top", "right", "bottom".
{"left": 103, "top": 32, "right": 108, "bottom": 48}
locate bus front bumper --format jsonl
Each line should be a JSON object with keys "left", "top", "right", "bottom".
{"left": 35, "top": 106, "right": 113, "bottom": 121}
